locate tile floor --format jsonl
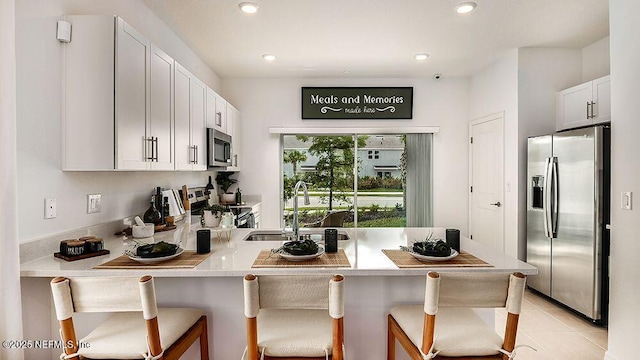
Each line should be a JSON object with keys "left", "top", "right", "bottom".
{"left": 495, "top": 290, "right": 608, "bottom": 360}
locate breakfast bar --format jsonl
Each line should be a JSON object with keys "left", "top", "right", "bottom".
{"left": 20, "top": 224, "right": 536, "bottom": 359}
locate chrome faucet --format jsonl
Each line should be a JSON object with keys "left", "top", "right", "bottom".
{"left": 290, "top": 180, "right": 310, "bottom": 241}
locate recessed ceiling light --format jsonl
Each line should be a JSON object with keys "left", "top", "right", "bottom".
{"left": 414, "top": 53, "right": 430, "bottom": 61}
{"left": 455, "top": 2, "right": 477, "bottom": 14}
{"left": 262, "top": 54, "right": 276, "bottom": 61}
{"left": 238, "top": 2, "right": 259, "bottom": 14}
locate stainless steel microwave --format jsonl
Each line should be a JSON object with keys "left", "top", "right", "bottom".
{"left": 207, "top": 129, "right": 232, "bottom": 168}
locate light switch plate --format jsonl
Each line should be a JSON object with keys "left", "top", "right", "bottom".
{"left": 621, "top": 192, "right": 632, "bottom": 210}
{"left": 87, "top": 194, "right": 102, "bottom": 214}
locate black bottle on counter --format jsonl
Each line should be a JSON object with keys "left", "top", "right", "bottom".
{"left": 154, "top": 187, "right": 163, "bottom": 214}
{"left": 325, "top": 229, "right": 338, "bottom": 253}
{"left": 235, "top": 188, "right": 242, "bottom": 205}
{"left": 162, "top": 196, "right": 170, "bottom": 223}
{"left": 143, "top": 196, "right": 163, "bottom": 225}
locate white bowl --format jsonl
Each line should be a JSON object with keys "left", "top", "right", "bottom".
{"left": 132, "top": 223, "right": 155, "bottom": 238}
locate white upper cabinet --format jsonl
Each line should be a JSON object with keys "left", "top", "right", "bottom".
{"left": 63, "top": 15, "right": 175, "bottom": 171}
{"left": 226, "top": 103, "right": 242, "bottom": 171}
{"left": 191, "top": 77, "right": 208, "bottom": 171}
{"left": 556, "top": 75, "right": 611, "bottom": 131}
{"left": 62, "top": 15, "right": 236, "bottom": 172}
{"left": 175, "top": 63, "right": 207, "bottom": 171}
{"left": 63, "top": 15, "right": 116, "bottom": 170}
{"left": 206, "top": 88, "right": 228, "bottom": 134}
{"left": 148, "top": 45, "right": 174, "bottom": 170}
{"left": 115, "top": 19, "right": 150, "bottom": 170}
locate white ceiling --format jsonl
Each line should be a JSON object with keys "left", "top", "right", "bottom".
{"left": 141, "top": 0, "right": 609, "bottom": 79}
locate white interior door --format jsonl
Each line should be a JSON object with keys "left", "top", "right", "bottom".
{"left": 469, "top": 113, "right": 504, "bottom": 253}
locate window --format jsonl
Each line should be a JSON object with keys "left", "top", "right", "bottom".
{"left": 282, "top": 133, "right": 433, "bottom": 228}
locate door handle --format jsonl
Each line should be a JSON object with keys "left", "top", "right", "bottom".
{"left": 490, "top": 202, "right": 502, "bottom": 207}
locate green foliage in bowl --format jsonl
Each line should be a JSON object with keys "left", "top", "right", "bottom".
{"left": 136, "top": 241, "right": 178, "bottom": 258}
{"left": 274, "top": 239, "right": 319, "bottom": 256}
{"left": 412, "top": 233, "right": 451, "bottom": 257}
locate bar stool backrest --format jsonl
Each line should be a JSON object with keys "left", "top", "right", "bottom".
{"left": 51, "top": 276, "right": 154, "bottom": 317}
{"left": 424, "top": 272, "right": 525, "bottom": 315}
{"left": 255, "top": 275, "right": 331, "bottom": 310}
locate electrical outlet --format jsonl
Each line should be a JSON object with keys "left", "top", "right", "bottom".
{"left": 87, "top": 194, "right": 102, "bottom": 214}
{"left": 45, "top": 198, "right": 56, "bottom": 219}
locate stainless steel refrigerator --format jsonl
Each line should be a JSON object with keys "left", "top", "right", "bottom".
{"left": 526, "top": 125, "right": 610, "bottom": 324}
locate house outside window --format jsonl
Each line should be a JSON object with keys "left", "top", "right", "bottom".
{"left": 282, "top": 134, "right": 432, "bottom": 228}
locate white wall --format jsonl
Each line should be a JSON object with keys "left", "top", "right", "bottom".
{"left": 582, "top": 36, "right": 610, "bottom": 82}
{"left": 223, "top": 77, "right": 471, "bottom": 232}
{"left": 16, "top": 0, "right": 222, "bottom": 242}
{"left": 468, "top": 49, "right": 520, "bottom": 257}
{"left": 606, "top": 1, "right": 640, "bottom": 359}
{"left": 469, "top": 44, "right": 605, "bottom": 260}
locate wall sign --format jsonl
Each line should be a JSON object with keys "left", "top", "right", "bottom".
{"left": 301, "top": 87, "right": 413, "bottom": 119}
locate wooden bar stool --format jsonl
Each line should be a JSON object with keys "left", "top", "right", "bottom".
{"left": 243, "top": 273, "right": 345, "bottom": 360}
{"left": 387, "top": 271, "right": 528, "bottom": 360}
{"left": 50, "top": 275, "right": 209, "bottom": 360}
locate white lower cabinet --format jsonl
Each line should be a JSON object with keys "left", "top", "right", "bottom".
{"left": 556, "top": 75, "right": 610, "bottom": 131}
{"left": 175, "top": 63, "right": 207, "bottom": 171}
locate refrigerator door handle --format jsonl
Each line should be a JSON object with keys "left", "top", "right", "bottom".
{"left": 551, "top": 157, "right": 559, "bottom": 237}
{"left": 543, "top": 157, "right": 553, "bottom": 238}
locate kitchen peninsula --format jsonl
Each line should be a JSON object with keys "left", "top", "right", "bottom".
{"left": 20, "top": 224, "right": 536, "bottom": 360}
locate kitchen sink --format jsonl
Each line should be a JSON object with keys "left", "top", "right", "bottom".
{"left": 243, "top": 230, "right": 350, "bottom": 241}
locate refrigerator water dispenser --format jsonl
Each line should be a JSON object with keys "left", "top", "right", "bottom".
{"left": 532, "top": 175, "right": 544, "bottom": 209}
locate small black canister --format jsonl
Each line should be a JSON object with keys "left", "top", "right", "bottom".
{"left": 324, "top": 229, "right": 338, "bottom": 253}
{"left": 445, "top": 229, "right": 461, "bottom": 252}
{"left": 196, "top": 229, "right": 211, "bottom": 254}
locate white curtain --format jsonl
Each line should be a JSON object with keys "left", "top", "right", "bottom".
{"left": 0, "top": 0, "right": 25, "bottom": 359}
{"left": 405, "top": 134, "right": 433, "bottom": 227}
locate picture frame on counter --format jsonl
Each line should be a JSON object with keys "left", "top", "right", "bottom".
{"left": 301, "top": 87, "right": 413, "bottom": 120}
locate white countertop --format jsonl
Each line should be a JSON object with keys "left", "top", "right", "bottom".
{"left": 20, "top": 224, "right": 537, "bottom": 278}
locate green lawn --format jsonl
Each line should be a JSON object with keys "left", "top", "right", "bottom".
{"left": 356, "top": 188, "right": 403, "bottom": 193}
{"left": 345, "top": 217, "right": 406, "bottom": 227}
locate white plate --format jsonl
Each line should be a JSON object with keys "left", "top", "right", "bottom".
{"left": 407, "top": 248, "right": 459, "bottom": 262}
{"left": 127, "top": 247, "right": 184, "bottom": 264}
{"left": 278, "top": 246, "right": 325, "bottom": 261}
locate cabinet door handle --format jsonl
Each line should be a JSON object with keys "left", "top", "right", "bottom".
{"left": 586, "top": 102, "right": 591, "bottom": 119}
{"left": 216, "top": 112, "right": 222, "bottom": 127}
{"left": 490, "top": 202, "right": 502, "bottom": 207}
{"left": 153, "top": 137, "right": 159, "bottom": 162}
{"left": 234, "top": 154, "right": 238, "bottom": 167}
{"left": 145, "top": 137, "right": 154, "bottom": 161}
{"left": 591, "top": 101, "right": 596, "bottom": 119}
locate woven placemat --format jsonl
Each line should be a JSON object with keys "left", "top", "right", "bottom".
{"left": 382, "top": 250, "right": 493, "bottom": 268}
{"left": 252, "top": 249, "right": 351, "bottom": 268}
{"left": 94, "top": 251, "right": 211, "bottom": 269}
